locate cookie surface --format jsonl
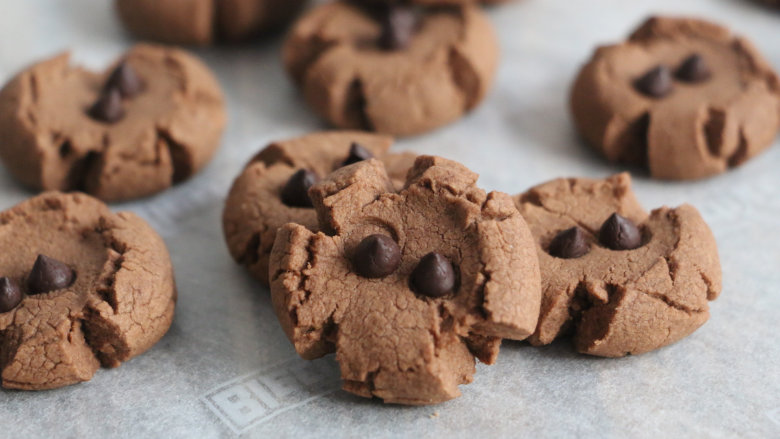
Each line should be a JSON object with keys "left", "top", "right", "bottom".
{"left": 223, "top": 131, "right": 416, "bottom": 286}
{"left": 0, "top": 192, "right": 176, "bottom": 390}
{"left": 270, "top": 156, "right": 541, "bottom": 404}
{"left": 571, "top": 16, "right": 780, "bottom": 180}
{"left": 283, "top": 1, "right": 498, "bottom": 136}
{"left": 0, "top": 44, "right": 225, "bottom": 202}
{"left": 116, "top": 0, "right": 308, "bottom": 45}
{"left": 514, "top": 173, "right": 722, "bottom": 357}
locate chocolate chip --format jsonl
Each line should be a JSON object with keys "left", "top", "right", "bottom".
{"left": 0, "top": 277, "right": 22, "bottom": 313}
{"left": 353, "top": 234, "right": 401, "bottom": 278}
{"left": 411, "top": 252, "right": 457, "bottom": 298}
{"left": 548, "top": 227, "right": 589, "bottom": 259}
{"left": 599, "top": 213, "right": 642, "bottom": 251}
{"left": 342, "top": 142, "right": 375, "bottom": 167}
{"left": 675, "top": 54, "right": 711, "bottom": 83}
{"left": 27, "top": 254, "right": 75, "bottom": 295}
{"left": 88, "top": 88, "right": 125, "bottom": 123}
{"left": 105, "top": 62, "right": 144, "bottom": 98}
{"left": 634, "top": 65, "right": 673, "bottom": 98}
{"left": 377, "top": 6, "right": 418, "bottom": 51}
{"left": 281, "top": 169, "right": 319, "bottom": 208}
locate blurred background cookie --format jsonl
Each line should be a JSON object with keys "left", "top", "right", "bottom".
{"left": 115, "top": 0, "right": 308, "bottom": 45}
{"left": 0, "top": 44, "right": 226, "bottom": 202}
{"left": 570, "top": 16, "right": 780, "bottom": 180}
{"left": 283, "top": 1, "right": 498, "bottom": 136}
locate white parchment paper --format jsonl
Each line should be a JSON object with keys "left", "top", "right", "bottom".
{"left": 0, "top": 1, "right": 778, "bottom": 437}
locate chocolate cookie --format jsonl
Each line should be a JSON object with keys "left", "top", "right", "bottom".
{"left": 116, "top": 0, "right": 308, "bottom": 45}
{"left": 283, "top": 1, "right": 498, "bottom": 136}
{"left": 0, "top": 44, "right": 226, "bottom": 202}
{"left": 0, "top": 192, "right": 176, "bottom": 390}
{"left": 571, "top": 16, "right": 780, "bottom": 180}
{"left": 514, "top": 173, "right": 722, "bottom": 357}
{"left": 270, "top": 156, "right": 541, "bottom": 404}
{"left": 223, "top": 131, "right": 416, "bottom": 286}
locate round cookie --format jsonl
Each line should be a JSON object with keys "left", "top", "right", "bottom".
{"left": 570, "top": 16, "right": 780, "bottom": 180}
{"left": 0, "top": 192, "right": 176, "bottom": 390}
{"left": 283, "top": 1, "right": 498, "bottom": 136}
{"left": 0, "top": 44, "right": 226, "bottom": 202}
{"left": 514, "top": 173, "right": 722, "bottom": 357}
{"left": 223, "top": 131, "right": 417, "bottom": 286}
{"left": 270, "top": 156, "right": 541, "bottom": 405}
{"left": 116, "top": 0, "right": 308, "bottom": 45}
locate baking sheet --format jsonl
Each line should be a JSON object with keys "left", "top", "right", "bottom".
{"left": 0, "top": 0, "right": 778, "bottom": 437}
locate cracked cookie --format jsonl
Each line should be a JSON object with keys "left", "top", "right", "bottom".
{"left": 571, "top": 16, "right": 780, "bottom": 180}
{"left": 514, "top": 173, "right": 722, "bottom": 357}
{"left": 270, "top": 156, "right": 541, "bottom": 404}
{"left": 223, "top": 131, "right": 416, "bottom": 286}
{"left": 0, "top": 44, "right": 226, "bottom": 202}
{"left": 0, "top": 192, "right": 176, "bottom": 390}
{"left": 116, "top": 0, "right": 308, "bottom": 45}
{"left": 283, "top": 1, "right": 498, "bottom": 136}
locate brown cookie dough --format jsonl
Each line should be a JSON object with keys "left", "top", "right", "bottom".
{"left": 270, "top": 156, "right": 541, "bottom": 404}
{"left": 223, "top": 131, "right": 416, "bottom": 286}
{"left": 0, "top": 192, "right": 176, "bottom": 390}
{"left": 116, "top": 0, "right": 308, "bottom": 45}
{"left": 0, "top": 44, "right": 226, "bottom": 202}
{"left": 283, "top": 1, "right": 498, "bottom": 136}
{"left": 570, "top": 16, "right": 780, "bottom": 180}
{"left": 514, "top": 173, "right": 722, "bottom": 357}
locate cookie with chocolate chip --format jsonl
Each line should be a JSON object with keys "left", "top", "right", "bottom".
{"left": 270, "top": 156, "right": 541, "bottom": 404}
{"left": 571, "top": 16, "right": 780, "bottom": 180}
{"left": 223, "top": 131, "right": 417, "bottom": 286}
{"left": 0, "top": 192, "right": 176, "bottom": 390}
{"left": 514, "top": 173, "right": 722, "bottom": 357}
{"left": 116, "top": 0, "right": 308, "bottom": 45}
{"left": 283, "top": 1, "right": 498, "bottom": 136}
{"left": 0, "top": 44, "right": 226, "bottom": 202}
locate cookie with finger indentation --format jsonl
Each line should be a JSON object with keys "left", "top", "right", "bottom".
{"left": 0, "top": 192, "right": 176, "bottom": 390}
{"left": 222, "top": 131, "right": 417, "bottom": 286}
{"left": 570, "top": 16, "right": 780, "bottom": 180}
{"left": 514, "top": 173, "right": 722, "bottom": 357}
{"left": 0, "top": 44, "right": 225, "bottom": 202}
{"left": 270, "top": 156, "right": 541, "bottom": 404}
{"left": 283, "top": 1, "right": 498, "bottom": 136}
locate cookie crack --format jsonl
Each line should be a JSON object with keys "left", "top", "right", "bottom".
{"left": 527, "top": 198, "right": 600, "bottom": 236}
{"left": 727, "top": 129, "right": 748, "bottom": 168}
{"left": 447, "top": 47, "right": 480, "bottom": 111}
{"left": 156, "top": 127, "right": 193, "bottom": 183}
{"left": 344, "top": 78, "right": 374, "bottom": 131}
{"left": 635, "top": 288, "right": 703, "bottom": 314}
{"left": 238, "top": 229, "right": 264, "bottom": 266}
